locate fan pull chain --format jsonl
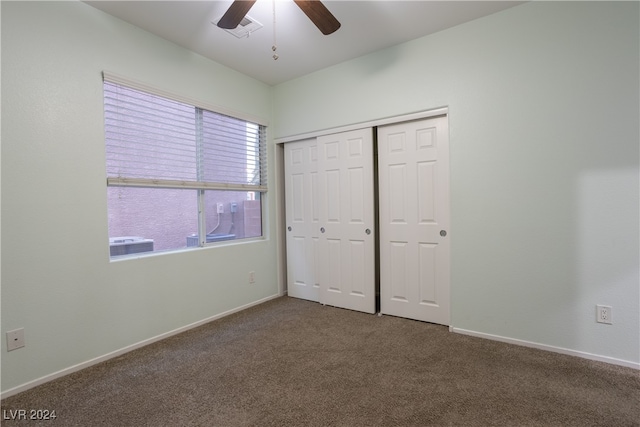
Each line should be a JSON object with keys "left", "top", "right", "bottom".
{"left": 272, "top": 0, "right": 278, "bottom": 60}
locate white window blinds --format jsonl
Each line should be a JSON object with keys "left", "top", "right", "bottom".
{"left": 103, "top": 77, "right": 267, "bottom": 192}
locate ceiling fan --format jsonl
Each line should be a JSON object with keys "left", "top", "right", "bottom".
{"left": 217, "top": 0, "right": 341, "bottom": 35}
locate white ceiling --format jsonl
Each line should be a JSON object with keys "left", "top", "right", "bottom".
{"left": 86, "top": 1, "right": 524, "bottom": 86}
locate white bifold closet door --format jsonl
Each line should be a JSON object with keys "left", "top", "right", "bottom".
{"left": 285, "top": 128, "right": 376, "bottom": 314}
{"left": 378, "top": 116, "right": 450, "bottom": 325}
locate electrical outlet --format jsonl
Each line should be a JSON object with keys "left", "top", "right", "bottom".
{"left": 596, "top": 305, "right": 612, "bottom": 324}
{"left": 6, "top": 328, "right": 25, "bottom": 351}
{"left": 249, "top": 271, "right": 255, "bottom": 284}
{"left": 217, "top": 203, "right": 224, "bottom": 214}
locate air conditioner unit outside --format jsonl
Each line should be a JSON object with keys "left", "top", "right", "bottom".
{"left": 186, "top": 233, "right": 236, "bottom": 247}
{"left": 109, "top": 236, "right": 154, "bottom": 256}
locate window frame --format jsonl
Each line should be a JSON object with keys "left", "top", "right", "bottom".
{"left": 103, "top": 72, "right": 268, "bottom": 258}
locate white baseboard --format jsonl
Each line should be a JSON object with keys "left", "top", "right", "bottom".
{"left": 451, "top": 327, "right": 640, "bottom": 370}
{"left": 1, "top": 293, "right": 282, "bottom": 400}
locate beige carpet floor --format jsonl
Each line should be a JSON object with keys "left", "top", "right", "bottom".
{"left": 2, "top": 296, "right": 639, "bottom": 426}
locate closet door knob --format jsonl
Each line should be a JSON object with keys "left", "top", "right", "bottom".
{"left": 440, "top": 230, "right": 447, "bottom": 237}
{"left": 287, "top": 226, "right": 292, "bottom": 232}
{"left": 320, "top": 227, "right": 325, "bottom": 233}
{"left": 365, "top": 228, "right": 371, "bottom": 235}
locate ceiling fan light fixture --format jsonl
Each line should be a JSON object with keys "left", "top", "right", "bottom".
{"left": 213, "top": 15, "right": 263, "bottom": 38}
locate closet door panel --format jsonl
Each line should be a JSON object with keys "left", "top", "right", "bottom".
{"left": 284, "top": 139, "right": 320, "bottom": 302}
{"left": 317, "top": 128, "right": 376, "bottom": 314}
{"left": 379, "top": 116, "right": 450, "bottom": 325}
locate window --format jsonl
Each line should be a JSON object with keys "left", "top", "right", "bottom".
{"left": 103, "top": 74, "right": 267, "bottom": 258}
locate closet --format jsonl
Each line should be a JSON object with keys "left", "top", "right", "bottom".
{"left": 284, "top": 114, "right": 449, "bottom": 325}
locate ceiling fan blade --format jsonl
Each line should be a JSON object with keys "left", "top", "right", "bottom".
{"left": 217, "top": 0, "right": 257, "bottom": 29}
{"left": 294, "top": 0, "right": 341, "bottom": 35}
